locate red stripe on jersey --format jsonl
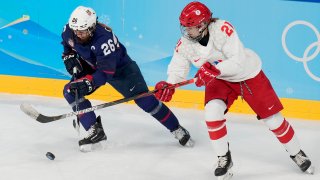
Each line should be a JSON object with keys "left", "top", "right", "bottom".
{"left": 103, "top": 70, "right": 115, "bottom": 74}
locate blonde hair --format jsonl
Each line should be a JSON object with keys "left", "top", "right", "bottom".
{"left": 97, "top": 22, "right": 112, "bottom": 32}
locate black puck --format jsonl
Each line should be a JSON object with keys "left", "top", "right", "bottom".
{"left": 46, "top": 152, "right": 55, "bottom": 160}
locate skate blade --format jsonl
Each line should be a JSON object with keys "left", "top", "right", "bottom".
{"left": 305, "top": 166, "right": 315, "bottom": 175}
{"left": 79, "top": 140, "right": 107, "bottom": 153}
{"left": 92, "top": 140, "right": 107, "bottom": 151}
{"left": 217, "top": 170, "right": 233, "bottom": 180}
{"left": 185, "top": 138, "right": 195, "bottom": 147}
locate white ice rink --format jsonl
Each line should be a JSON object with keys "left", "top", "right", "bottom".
{"left": 0, "top": 93, "right": 319, "bottom": 180}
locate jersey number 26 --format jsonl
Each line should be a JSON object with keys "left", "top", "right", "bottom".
{"left": 101, "top": 37, "right": 120, "bottom": 56}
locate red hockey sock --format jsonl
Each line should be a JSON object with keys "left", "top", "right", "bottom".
{"left": 206, "top": 119, "right": 227, "bottom": 140}
{"left": 271, "top": 119, "right": 295, "bottom": 144}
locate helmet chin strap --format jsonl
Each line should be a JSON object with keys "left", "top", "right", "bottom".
{"left": 180, "top": 22, "right": 209, "bottom": 42}
{"left": 194, "top": 25, "right": 208, "bottom": 42}
{"left": 88, "top": 24, "right": 97, "bottom": 37}
{"left": 199, "top": 28, "right": 206, "bottom": 38}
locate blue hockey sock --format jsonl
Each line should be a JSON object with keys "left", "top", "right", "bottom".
{"left": 72, "top": 99, "right": 96, "bottom": 131}
{"left": 63, "top": 84, "right": 96, "bottom": 130}
{"left": 135, "top": 95, "right": 179, "bottom": 131}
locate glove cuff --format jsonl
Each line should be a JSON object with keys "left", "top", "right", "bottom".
{"left": 83, "top": 75, "right": 94, "bottom": 92}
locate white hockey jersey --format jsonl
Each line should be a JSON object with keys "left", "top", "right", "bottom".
{"left": 167, "top": 20, "right": 262, "bottom": 84}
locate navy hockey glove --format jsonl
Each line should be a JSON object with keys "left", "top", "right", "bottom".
{"left": 63, "top": 53, "right": 83, "bottom": 75}
{"left": 69, "top": 75, "right": 94, "bottom": 98}
{"left": 195, "top": 62, "right": 221, "bottom": 87}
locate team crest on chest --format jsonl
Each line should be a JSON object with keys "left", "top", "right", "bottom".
{"left": 68, "top": 39, "right": 74, "bottom": 48}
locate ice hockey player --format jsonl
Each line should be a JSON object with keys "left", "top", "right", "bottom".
{"left": 154, "top": 1, "right": 314, "bottom": 179}
{"left": 61, "top": 6, "right": 194, "bottom": 152}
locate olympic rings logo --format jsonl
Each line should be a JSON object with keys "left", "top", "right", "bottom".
{"left": 282, "top": 20, "right": 320, "bottom": 81}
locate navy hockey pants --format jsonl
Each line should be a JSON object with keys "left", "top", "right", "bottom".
{"left": 63, "top": 61, "right": 180, "bottom": 131}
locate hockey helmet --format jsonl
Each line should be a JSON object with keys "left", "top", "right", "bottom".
{"left": 68, "top": 6, "right": 97, "bottom": 33}
{"left": 179, "top": 1, "right": 212, "bottom": 27}
{"left": 179, "top": 2, "right": 212, "bottom": 41}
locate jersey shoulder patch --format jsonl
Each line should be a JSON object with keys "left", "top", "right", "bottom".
{"left": 61, "top": 24, "right": 75, "bottom": 48}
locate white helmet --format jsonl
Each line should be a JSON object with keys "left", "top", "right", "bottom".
{"left": 68, "top": 6, "right": 97, "bottom": 31}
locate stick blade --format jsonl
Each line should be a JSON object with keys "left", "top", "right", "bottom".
{"left": 20, "top": 103, "right": 69, "bottom": 123}
{"left": 20, "top": 103, "right": 41, "bottom": 120}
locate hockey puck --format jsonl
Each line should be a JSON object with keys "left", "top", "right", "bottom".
{"left": 46, "top": 152, "right": 55, "bottom": 160}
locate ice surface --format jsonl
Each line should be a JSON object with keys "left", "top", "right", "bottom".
{"left": 0, "top": 93, "right": 319, "bottom": 180}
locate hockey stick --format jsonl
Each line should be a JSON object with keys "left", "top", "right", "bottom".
{"left": 72, "top": 68, "right": 81, "bottom": 135}
{"left": 20, "top": 78, "right": 196, "bottom": 123}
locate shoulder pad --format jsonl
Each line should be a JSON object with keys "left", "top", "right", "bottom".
{"left": 174, "top": 37, "right": 197, "bottom": 59}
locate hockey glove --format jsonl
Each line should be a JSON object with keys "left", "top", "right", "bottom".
{"left": 154, "top": 81, "right": 175, "bottom": 102}
{"left": 69, "top": 75, "right": 94, "bottom": 98}
{"left": 195, "top": 62, "right": 221, "bottom": 87}
{"left": 63, "top": 53, "right": 83, "bottom": 75}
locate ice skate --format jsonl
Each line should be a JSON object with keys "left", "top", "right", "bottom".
{"left": 290, "top": 150, "right": 314, "bottom": 174}
{"left": 172, "top": 125, "right": 194, "bottom": 147}
{"left": 215, "top": 150, "right": 233, "bottom": 180}
{"left": 79, "top": 116, "right": 107, "bottom": 152}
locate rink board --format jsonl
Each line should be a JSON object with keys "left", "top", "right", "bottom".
{"left": 2, "top": 75, "right": 320, "bottom": 120}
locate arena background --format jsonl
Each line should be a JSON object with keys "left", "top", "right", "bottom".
{"left": 0, "top": 0, "right": 319, "bottom": 120}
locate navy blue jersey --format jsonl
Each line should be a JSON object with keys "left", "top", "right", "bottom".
{"left": 61, "top": 23, "right": 132, "bottom": 87}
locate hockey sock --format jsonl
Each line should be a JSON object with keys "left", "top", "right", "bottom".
{"left": 270, "top": 119, "right": 301, "bottom": 155}
{"left": 64, "top": 85, "right": 96, "bottom": 130}
{"left": 262, "top": 113, "right": 300, "bottom": 155}
{"left": 206, "top": 119, "right": 227, "bottom": 140}
{"left": 205, "top": 99, "right": 229, "bottom": 156}
{"left": 73, "top": 99, "right": 96, "bottom": 131}
{"left": 206, "top": 120, "right": 229, "bottom": 156}
{"left": 271, "top": 118, "right": 295, "bottom": 144}
{"left": 135, "top": 95, "right": 179, "bottom": 131}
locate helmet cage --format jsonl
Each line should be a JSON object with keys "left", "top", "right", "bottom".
{"left": 180, "top": 21, "right": 208, "bottom": 41}
{"left": 73, "top": 25, "right": 96, "bottom": 37}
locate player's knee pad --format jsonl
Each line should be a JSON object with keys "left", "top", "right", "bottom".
{"left": 262, "top": 112, "right": 284, "bottom": 130}
{"left": 205, "top": 99, "right": 227, "bottom": 120}
{"left": 63, "top": 83, "right": 87, "bottom": 107}
{"left": 63, "top": 83, "right": 75, "bottom": 102}
{"left": 63, "top": 84, "right": 71, "bottom": 98}
{"left": 135, "top": 95, "right": 166, "bottom": 117}
{"left": 134, "top": 95, "right": 159, "bottom": 113}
